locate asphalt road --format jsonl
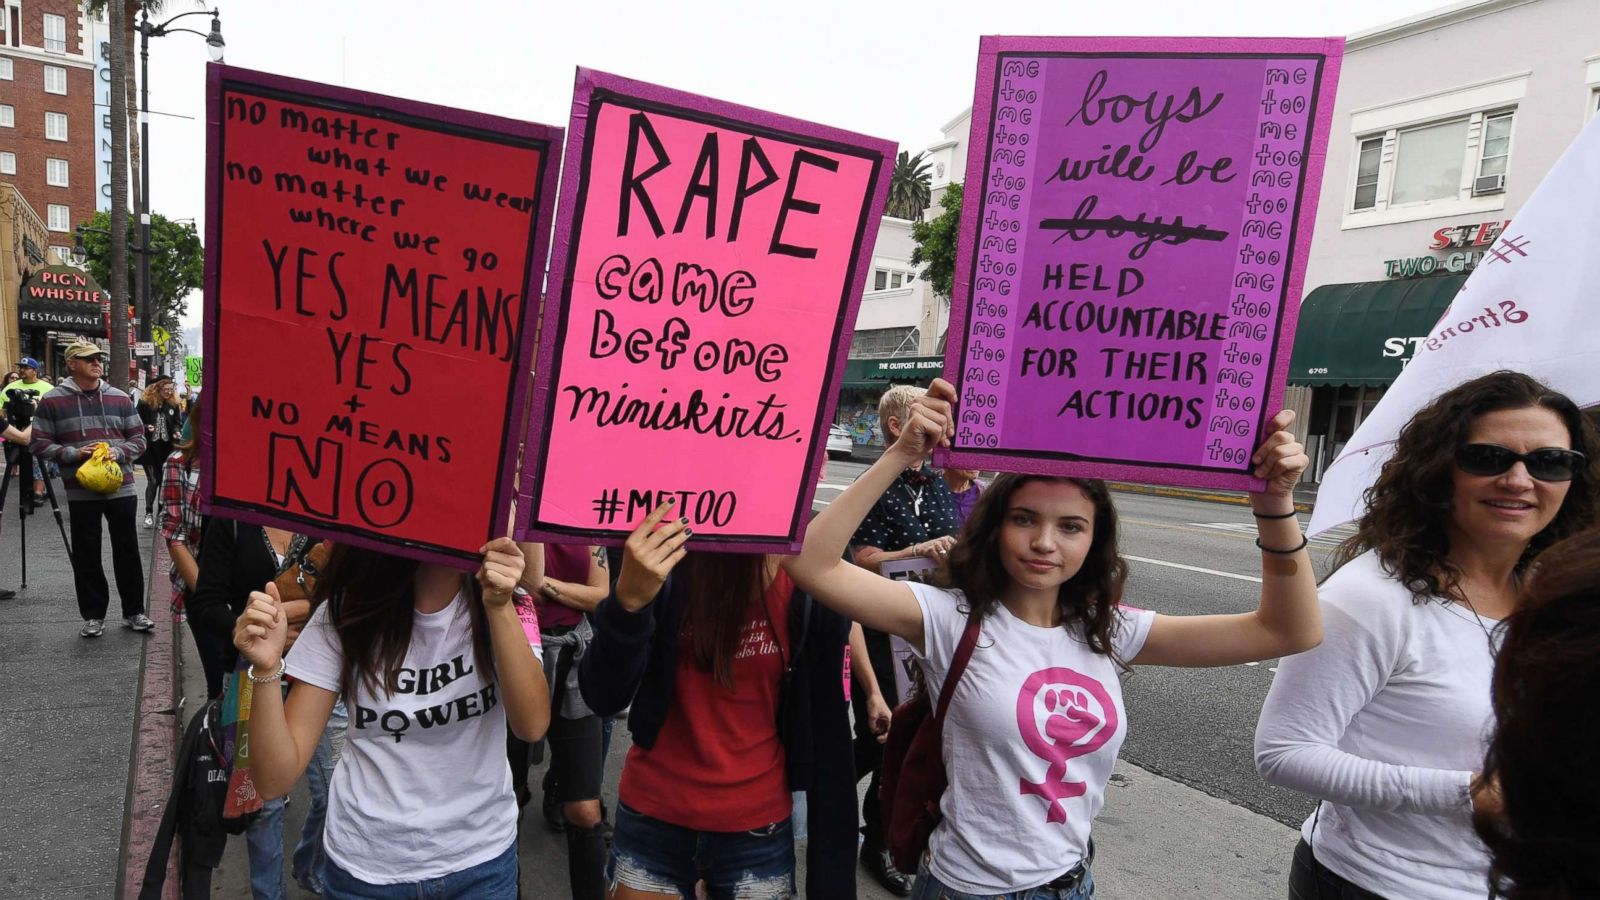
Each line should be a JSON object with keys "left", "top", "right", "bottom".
{"left": 817, "top": 458, "right": 1344, "bottom": 828}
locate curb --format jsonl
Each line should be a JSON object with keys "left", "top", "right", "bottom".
{"left": 1108, "top": 481, "right": 1315, "bottom": 514}
{"left": 118, "top": 535, "right": 181, "bottom": 900}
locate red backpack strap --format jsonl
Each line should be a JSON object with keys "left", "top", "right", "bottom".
{"left": 933, "top": 611, "right": 982, "bottom": 724}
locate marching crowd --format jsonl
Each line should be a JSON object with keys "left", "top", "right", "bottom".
{"left": 3, "top": 345, "right": 1597, "bottom": 900}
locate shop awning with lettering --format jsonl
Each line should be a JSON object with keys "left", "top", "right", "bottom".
{"left": 1288, "top": 275, "right": 1467, "bottom": 387}
{"left": 840, "top": 355, "right": 947, "bottom": 389}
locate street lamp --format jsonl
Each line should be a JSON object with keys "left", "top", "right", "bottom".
{"left": 137, "top": 7, "right": 223, "bottom": 375}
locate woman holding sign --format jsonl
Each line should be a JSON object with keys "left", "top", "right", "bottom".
{"left": 232, "top": 540, "right": 550, "bottom": 899}
{"left": 784, "top": 377, "right": 1318, "bottom": 898}
{"left": 1256, "top": 371, "right": 1599, "bottom": 900}
{"left": 580, "top": 510, "right": 856, "bottom": 900}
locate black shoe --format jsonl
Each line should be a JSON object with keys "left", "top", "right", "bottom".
{"left": 542, "top": 790, "right": 565, "bottom": 833}
{"left": 0, "top": 588, "right": 15, "bottom": 601}
{"left": 861, "top": 846, "right": 913, "bottom": 897}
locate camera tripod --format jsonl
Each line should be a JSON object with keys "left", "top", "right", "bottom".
{"left": 0, "top": 443, "right": 74, "bottom": 590}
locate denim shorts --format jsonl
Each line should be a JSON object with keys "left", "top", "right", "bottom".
{"left": 607, "top": 800, "right": 795, "bottom": 899}
{"left": 323, "top": 841, "right": 517, "bottom": 899}
{"left": 911, "top": 859, "right": 1096, "bottom": 900}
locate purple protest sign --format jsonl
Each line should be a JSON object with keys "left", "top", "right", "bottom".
{"left": 939, "top": 37, "right": 1342, "bottom": 490}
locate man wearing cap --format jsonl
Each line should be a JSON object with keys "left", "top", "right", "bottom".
{"left": 30, "top": 341, "right": 152, "bottom": 637}
{"left": 2, "top": 357, "right": 52, "bottom": 507}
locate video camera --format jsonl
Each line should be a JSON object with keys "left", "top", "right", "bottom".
{"left": 3, "top": 388, "right": 41, "bottom": 429}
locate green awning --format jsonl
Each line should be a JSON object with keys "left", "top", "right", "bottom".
{"left": 1289, "top": 275, "right": 1468, "bottom": 387}
{"left": 839, "top": 355, "right": 946, "bottom": 389}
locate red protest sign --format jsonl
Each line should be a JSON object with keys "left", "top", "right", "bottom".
{"left": 200, "top": 65, "right": 561, "bottom": 566}
{"left": 516, "top": 69, "right": 892, "bottom": 552}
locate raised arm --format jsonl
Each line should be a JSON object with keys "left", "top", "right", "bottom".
{"left": 1131, "top": 409, "right": 1320, "bottom": 667}
{"left": 579, "top": 502, "right": 688, "bottom": 716}
{"left": 479, "top": 538, "right": 550, "bottom": 743}
{"left": 784, "top": 381, "right": 957, "bottom": 651}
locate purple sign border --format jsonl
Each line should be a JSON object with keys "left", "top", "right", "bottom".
{"left": 200, "top": 63, "right": 564, "bottom": 571}
{"left": 515, "top": 67, "right": 894, "bottom": 553}
{"left": 937, "top": 35, "right": 1343, "bottom": 491}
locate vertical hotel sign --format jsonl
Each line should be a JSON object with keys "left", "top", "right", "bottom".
{"left": 940, "top": 37, "right": 1342, "bottom": 490}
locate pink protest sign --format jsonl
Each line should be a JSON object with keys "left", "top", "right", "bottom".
{"left": 939, "top": 37, "right": 1342, "bottom": 490}
{"left": 517, "top": 69, "right": 893, "bottom": 551}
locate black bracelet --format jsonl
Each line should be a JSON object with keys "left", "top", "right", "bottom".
{"left": 1256, "top": 535, "right": 1309, "bottom": 555}
{"left": 1252, "top": 509, "right": 1299, "bottom": 519}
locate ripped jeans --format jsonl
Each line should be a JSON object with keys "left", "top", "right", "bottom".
{"left": 607, "top": 800, "right": 795, "bottom": 899}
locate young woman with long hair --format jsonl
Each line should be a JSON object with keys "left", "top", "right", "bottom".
{"left": 136, "top": 375, "right": 184, "bottom": 527}
{"left": 580, "top": 503, "right": 857, "bottom": 899}
{"left": 1476, "top": 529, "right": 1600, "bottom": 900}
{"left": 784, "top": 378, "right": 1317, "bottom": 898}
{"left": 1256, "top": 371, "right": 1599, "bottom": 900}
{"left": 233, "top": 539, "right": 550, "bottom": 899}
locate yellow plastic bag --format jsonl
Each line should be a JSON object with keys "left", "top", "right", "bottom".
{"left": 77, "top": 442, "right": 124, "bottom": 494}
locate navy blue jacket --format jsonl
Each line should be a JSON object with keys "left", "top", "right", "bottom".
{"left": 579, "top": 573, "right": 856, "bottom": 900}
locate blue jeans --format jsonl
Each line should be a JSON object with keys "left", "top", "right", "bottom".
{"left": 607, "top": 800, "right": 795, "bottom": 899}
{"left": 911, "top": 860, "right": 1095, "bottom": 900}
{"left": 324, "top": 841, "right": 518, "bottom": 899}
{"left": 245, "top": 796, "right": 287, "bottom": 900}
{"left": 292, "top": 701, "right": 348, "bottom": 893}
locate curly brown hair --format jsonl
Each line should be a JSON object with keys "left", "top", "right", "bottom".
{"left": 935, "top": 474, "right": 1130, "bottom": 660}
{"left": 1476, "top": 529, "right": 1600, "bottom": 900}
{"left": 1332, "top": 371, "right": 1599, "bottom": 603}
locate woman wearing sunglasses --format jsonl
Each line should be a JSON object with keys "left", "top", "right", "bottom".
{"left": 1256, "top": 370, "right": 1598, "bottom": 900}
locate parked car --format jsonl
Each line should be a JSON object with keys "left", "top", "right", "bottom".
{"left": 827, "top": 424, "right": 854, "bottom": 460}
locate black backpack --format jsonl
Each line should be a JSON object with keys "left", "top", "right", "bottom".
{"left": 139, "top": 698, "right": 236, "bottom": 899}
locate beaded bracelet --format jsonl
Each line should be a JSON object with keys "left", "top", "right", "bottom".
{"left": 247, "top": 657, "right": 286, "bottom": 684}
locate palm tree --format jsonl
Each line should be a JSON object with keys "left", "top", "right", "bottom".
{"left": 885, "top": 151, "right": 933, "bottom": 220}
{"left": 106, "top": 0, "right": 131, "bottom": 386}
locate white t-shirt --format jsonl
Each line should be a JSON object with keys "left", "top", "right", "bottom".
{"left": 1254, "top": 550, "right": 1498, "bottom": 900}
{"left": 908, "top": 582, "right": 1155, "bottom": 894}
{"left": 286, "top": 591, "right": 537, "bottom": 884}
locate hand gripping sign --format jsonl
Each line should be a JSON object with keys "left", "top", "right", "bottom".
{"left": 517, "top": 69, "right": 893, "bottom": 552}
{"left": 200, "top": 65, "right": 561, "bottom": 567}
{"left": 939, "top": 37, "right": 1342, "bottom": 491}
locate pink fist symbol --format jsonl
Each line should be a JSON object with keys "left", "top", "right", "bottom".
{"left": 1016, "top": 668, "right": 1117, "bottom": 825}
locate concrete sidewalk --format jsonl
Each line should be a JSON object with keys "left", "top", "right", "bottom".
{"left": 0, "top": 475, "right": 170, "bottom": 900}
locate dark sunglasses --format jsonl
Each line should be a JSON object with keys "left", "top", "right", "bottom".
{"left": 1455, "top": 444, "right": 1587, "bottom": 482}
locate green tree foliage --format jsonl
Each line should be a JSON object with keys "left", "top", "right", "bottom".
{"left": 886, "top": 150, "right": 933, "bottom": 220}
{"left": 910, "top": 182, "right": 962, "bottom": 299}
{"left": 79, "top": 209, "right": 203, "bottom": 333}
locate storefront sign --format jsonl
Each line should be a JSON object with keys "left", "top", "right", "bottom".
{"left": 940, "top": 35, "right": 1342, "bottom": 491}
{"left": 201, "top": 64, "right": 561, "bottom": 567}
{"left": 1383, "top": 219, "right": 1510, "bottom": 278}
{"left": 517, "top": 69, "right": 892, "bottom": 552}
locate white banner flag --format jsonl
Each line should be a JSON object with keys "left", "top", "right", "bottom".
{"left": 1308, "top": 116, "right": 1600, "bottom": 537}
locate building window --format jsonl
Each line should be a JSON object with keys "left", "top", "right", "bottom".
{"left": 46, "top": 157, "right": 68, "bottom": 186}
{"left": 850, "top": 326, "right": 920, "bottom": 357}
{"left": 51, "top": 245, "right": 73, "bottom": 263}
{"left": 1390, "top": 118, "right": 1469, "bottom": 205}
{"left": 44, "top": 64, "right": 66, "bottom": 94}
{"left": 47, "top": 204, "right": 71, "bottom": 232}
{"left": 43, "top": 13, "right": 67, "bottom": 54}
{"left": 45, "top": 111, "right": 67, "bottom": 141}
{"left": 1352, "top": 137, "right": 1382, "bottom": 211}
{"left": 0, "top": 57, "right": 11, "bottom": 80}
{"left": 0, "top": 151, "right": 15, "bottom": 175}
{"left": 1473, "top": 111, "right": 1513, "bottom": 194}
{"left": 874, "top": 270, "right": 888, "bottom": 291}
{"left": 0, "top": 104, "right": 12, "bottom": 128}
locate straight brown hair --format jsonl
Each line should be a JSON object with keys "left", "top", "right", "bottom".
{"left": 679, "top": 552, "right": 770, "bottom": 691}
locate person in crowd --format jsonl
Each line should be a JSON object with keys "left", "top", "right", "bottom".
{"left": 514, "top": 540, "right": 611, "bottom": 900}
{"left": 0, "top": 401, "right": 30, "bottom": 600}
{"left": 158, "top": 398, "right": 211, "bottom": 674}
{"left": 6, "top": 357, "right": 57, "bottom": 507}
{"left": 191, "top": 519, "right": 336, "bottom": 898}
{"left": 581, "top": 503, "right": 857, "bottom": 899}
{"left": 2, "top": 370, "right": 17, "bottom": 388}
{"left": 1255, "top": 371, "right": 1598, "bottom": 900}
{"left": 942, "top": 467, "right": 987, "bottom": 529}
{"left": 785, "top": 377, "right": 1317, "bottom": 899}
{"left": 850, "top": 383, "right": 960, "bottom": 896}
{"left": 1476, "top": 529, "right": 1600, "bottom": 900}
{"left": 234, "top": 539, "right": 549, "bottom": 899}
{"left": 137, "top": 375, "right": 185, "bottom": 528}
{"left": 29, "top": 341, "right": 151, "bottom": 637}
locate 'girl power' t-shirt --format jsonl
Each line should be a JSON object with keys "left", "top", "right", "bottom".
{"left": 287, "top": 591, "right": 540, "bottom": 885}
{"left": 908, "top": 582, "right": 1154, "bottom": 894}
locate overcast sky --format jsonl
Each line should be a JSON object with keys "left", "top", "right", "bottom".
{"left": 148, "top": 0, "right": 1452, "bottom": 346}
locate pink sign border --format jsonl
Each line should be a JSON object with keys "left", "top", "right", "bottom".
{"left": 936, "top": 35, "right": 1344, "bottom": 491}
{"left": 516, "top": 67, "right": 894, "bottom": 552}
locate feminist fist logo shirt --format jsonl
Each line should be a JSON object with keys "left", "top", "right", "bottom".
{"left": 907, "top": 582, "right": 1154, "bottom": 896}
